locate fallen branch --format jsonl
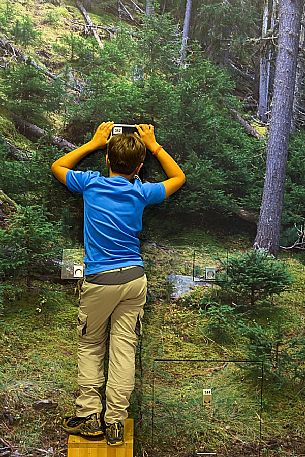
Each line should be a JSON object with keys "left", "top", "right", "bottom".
{"left": 129, "top": 0, "right": 145, "bottom": 14}
{"left": 230, "top": 109, "right": 265, "bottom": 141}
{"left": 2, "top": 139, "right": 31, "bottom": 161}
{"left": 0, "top": 36, "right": 83, "bottom": 93}
{"left": 76, "top": 0, "right": 104, "bottom": 49}
{"left": 11, "top": 114, "right": 77, "bottom": 151}
{"left": 280, "top": 243, "right": 305, "bottom": 250}
{"left": 68, "top": 18, "right": 119, "bottom": 38}
{"left": 118, "top": 0, "right": 135, "bottom": 21}
{"left": 228, "top": 60, "right": 255, "bottom": 82}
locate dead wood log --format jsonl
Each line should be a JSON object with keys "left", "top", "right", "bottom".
{"left": 118, "top": 0, "right": 135, "bottom": 21}
{"left": 11, "top": 114, "right": 77, "bottom": 151}
{"left": 0, "top": 189, "right": 18, "bottom": 228}
{"left": 130, "top": 0, "right": 145, "bottom": 14}
{"left": 235, "top": 208, "right": 258, "bottom": 224}
{"left": 2, "top": 139, "right": 31, "bottom": 161}
{"left": 230, "top": 109, "right": 265, "bottom": 141}
{"left": 68, "top": 18, "right": 119, "bottom": 38}
{"left": 0, "top": 36, "right": 83, "bottom": 93}
{"left": 76, "top": 0, "right": 104, "bottom": 49}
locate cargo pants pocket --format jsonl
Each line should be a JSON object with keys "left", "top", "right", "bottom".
{"left": 77, "top": 309, "right": 88, "bottom": 337}
{"left": 135, "top": 308, "right": 144, "bottom": 337}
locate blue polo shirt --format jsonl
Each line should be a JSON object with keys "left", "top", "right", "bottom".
{"left": 66, "top": 170, "right": 166, "bottom": 275}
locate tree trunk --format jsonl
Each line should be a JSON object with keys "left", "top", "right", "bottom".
{"left": 230, "top": 109, "right": 265, "bottom": 140}
{"left": 2, "top": 138, "right": 31, "bottom": 160}
{"left": 145, "top": 0, "right": 155, "bottom": 15}
{"left": 0, "top": 189, "right": 18, "bottom": 228}
{"left": 179, "top": 0, "right": 192, "bottom": 66}
{"left": 258, "top": 0, "right": 271, "bottom": 122}
{"left": 254, "top": 0, "right": 303, "bottom": 254}
{"left": 291, "top": 5, "right": 305, "bottom": 131}
{"left": 258, "top": 0, "right": 278, "bottom": 123}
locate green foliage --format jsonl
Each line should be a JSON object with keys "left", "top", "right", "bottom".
{"left": 1, "top": 64, "right": 64, "bottom": 125}
{"left": 0, "top": 206, "right": 63, "bottom": 280}
{"left": 163, "top": 0, "right": 261, "bottom": 65}
{"left": 0, "top": 0, "right": 16, "bottom": 31}
{"left": 43, "top": 6, "right": 68, "bottom": 25}
{"left": 216, "top": 250, "right": 292, "bottom": 308}
{"left": 52, "top": 33, "right": 99, "bottom": 68}
{"left": 65, "top": 21, "right": 262, "bottom": 215}
{"left": 12, "top": 15, "right": 40, "bottom": 46}
{"left": 0, "top": 283, "right": 24, "bottom": 315}
{"left": 196, "top": 0, "right": 261, "bottom": 63}
{"left": 139, "top": 13, "right": 181, "bottom": 75}
{"left": 240, "top": 320, "right": 276, "bottom": 370}
{"left": 281, "top": 335, "right": 305, "bottom": 386}
{"left": 203, "top": 304, "right": 239, "bottom": 343}
{"left": 284, "top": 132, "right": 305, "bottom": 225}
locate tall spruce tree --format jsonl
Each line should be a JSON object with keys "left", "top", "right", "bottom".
{"left": 254, "top": 0, "right": 304, "bottom": 254}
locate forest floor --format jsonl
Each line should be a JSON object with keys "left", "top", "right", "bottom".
{"left": 1, "top": 216, "right": 305, "bottom": 457}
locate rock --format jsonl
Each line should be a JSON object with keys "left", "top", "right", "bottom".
{"left": 33, "top": 400, "right": 58, "bottom": 410}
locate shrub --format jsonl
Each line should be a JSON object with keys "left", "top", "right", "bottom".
{"left": 202, "top": 304, "right": 240, "bottom": 343}
{"left": 1, "top": 64, "right": 64, "bottom": 125}
{"left": 12, "top": 15, "right": 40, "bottom": 46}
{"left": 0, "top": 206, "right": 63, "bottom": 282}
{"left": 216, "top": 250, "right": 292, "bottom": 308}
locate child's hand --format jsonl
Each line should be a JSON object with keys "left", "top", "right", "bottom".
{"left": 135, "top": 124, "right": 159, "bottom": 151}
{"left": 91, "top": 121, "right": 114, "bottom": 148}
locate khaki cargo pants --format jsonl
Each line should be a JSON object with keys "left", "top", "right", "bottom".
{"left": 76, "top": 266, "right": 147, "bottom": 424}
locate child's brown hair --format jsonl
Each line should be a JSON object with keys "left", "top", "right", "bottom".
{"left": 107, "top": 134, "right": 146, "bottom": 175}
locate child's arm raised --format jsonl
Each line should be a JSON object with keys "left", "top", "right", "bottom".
{"left": 51, "top": 121, "right": 114, "bottom": 185}
{"left": 135, "top": 124, "right": 186, "bottom": 198}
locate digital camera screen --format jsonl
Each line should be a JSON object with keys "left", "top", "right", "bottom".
{"left": 111, "top": 124, "right": 138, "bottom": 136}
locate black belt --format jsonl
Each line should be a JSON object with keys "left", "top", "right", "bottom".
{"left": 85, "top": 266, "right": 144, "bottom": 285}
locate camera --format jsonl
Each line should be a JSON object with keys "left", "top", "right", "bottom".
{"left": 110, "top": 124, "right": 138, "bottom": 137}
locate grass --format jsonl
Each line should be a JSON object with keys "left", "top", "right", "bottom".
{"left": 0, "top": 283, "right": 78, "bottom": 453}
{"left": 138, "top": 225, "right": 305, "bottom": 456}
{"left": 1, "top": 222, "right": 305, "bottom": 456}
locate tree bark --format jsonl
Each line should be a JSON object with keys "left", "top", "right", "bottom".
{"left": 179, "top": 0, "right": 192, "bottom": 66}
{"left": 254, "top": 0, "right": 303, "bottom": 254}
{"left": 2, "top": 139, "right": 31, "bottom": 161}
{"left": 291, "top": 5, "right": 305, "bottom": 131}
{"left": 258, "top": 0, "right": 278, "bottom": 123}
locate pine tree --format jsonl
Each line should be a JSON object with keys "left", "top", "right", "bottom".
{"left": 254, "top": 0, "right": 304, "bottom": 254}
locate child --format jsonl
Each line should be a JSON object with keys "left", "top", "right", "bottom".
{"left": 51, "top": 122, "right": 186, "bottom": 446}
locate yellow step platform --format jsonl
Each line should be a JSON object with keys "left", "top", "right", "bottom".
{"left": 67, "top": 419, "right": 133, "bottom": 457}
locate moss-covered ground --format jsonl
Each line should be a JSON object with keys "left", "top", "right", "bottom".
{"left": 1, "top": 219, "right": 305, "bottom": 456}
